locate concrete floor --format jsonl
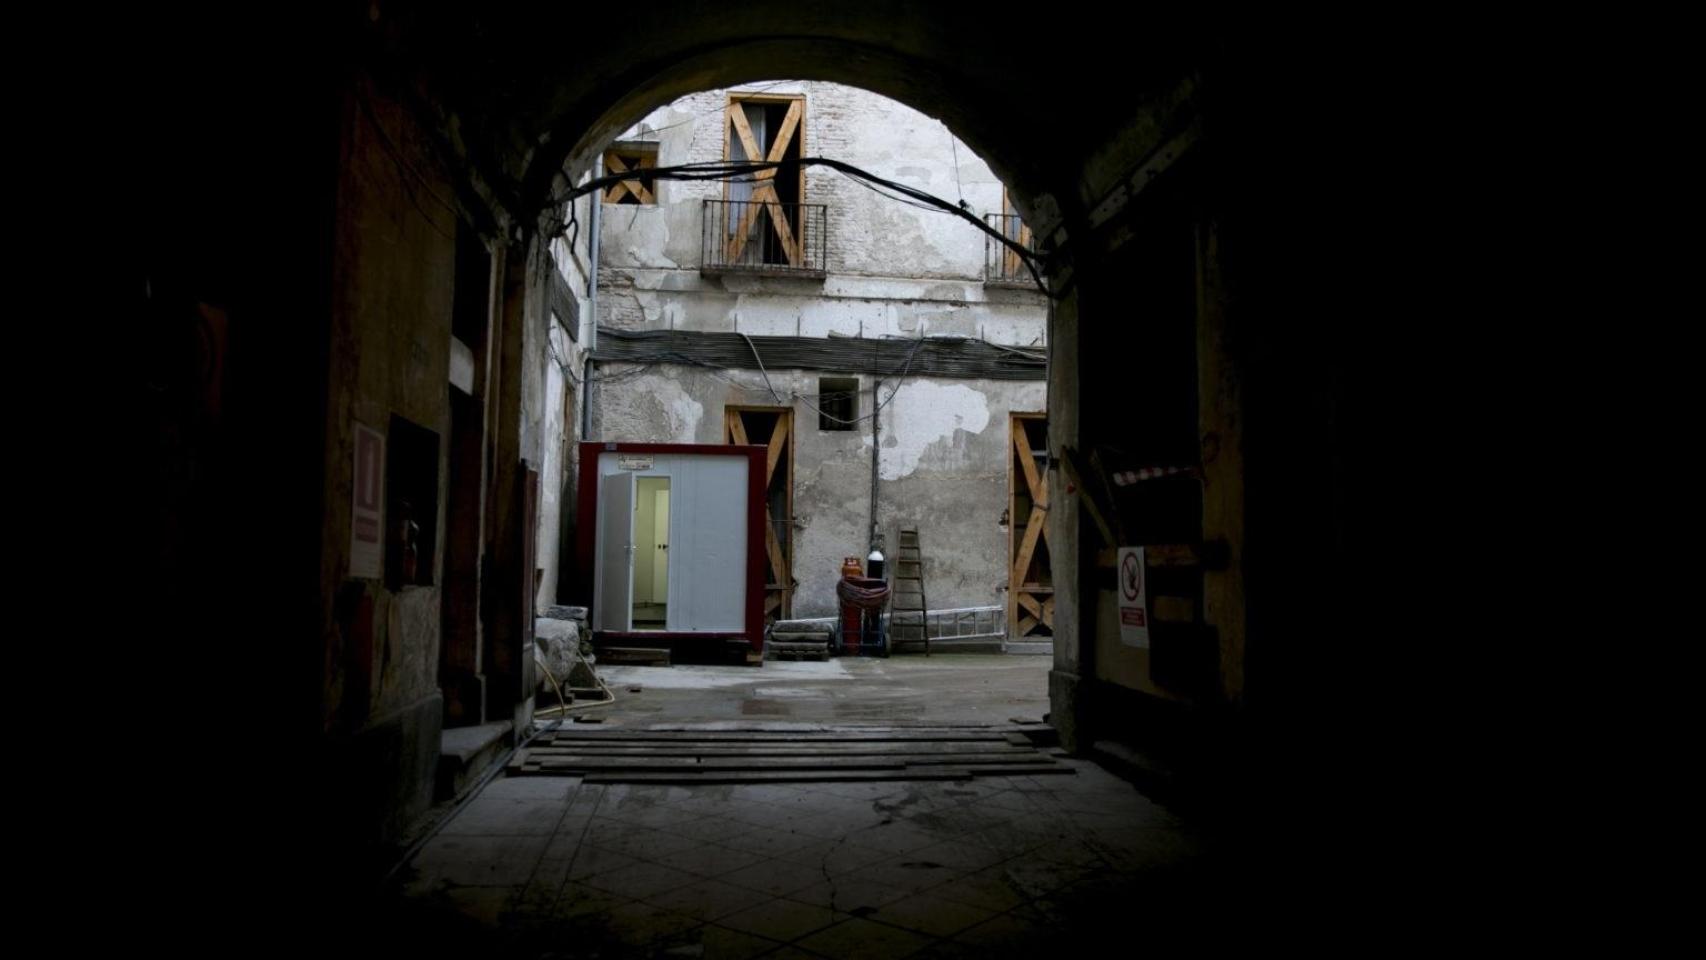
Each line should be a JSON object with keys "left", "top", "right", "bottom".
{"left": 572, "top": 655, "right": 1051, "bottom": 727}
{"left": 381, "top": 657, "right": 1227, "bottom": 957}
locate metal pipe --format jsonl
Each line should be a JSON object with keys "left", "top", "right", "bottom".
{"left": 869, "top": 376, "right": 881, "bottom": 549}
{"left": 582, "top": 184, "right": 601, "bottom": 439}
{"left": 581, "top": 356, "right": 594, "bottom": 439}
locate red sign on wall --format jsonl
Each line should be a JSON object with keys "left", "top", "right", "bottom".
{"left": 1117, "top": 546, "right": 1150, "bottom": 648}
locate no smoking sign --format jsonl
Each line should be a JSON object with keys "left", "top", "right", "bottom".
{"left": 1116, "top": 546, "right": 1150, "bottom": 648}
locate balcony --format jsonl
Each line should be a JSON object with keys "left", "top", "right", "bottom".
{"left": 984, "top": 212, "right": 1036, "bottom": 286}
{"left": 701, "top": 199, "right": 827, "bottom": 277}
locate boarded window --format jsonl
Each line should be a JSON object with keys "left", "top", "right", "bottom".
{"left": 724, "top": 94, "right": 805, "bottom": 266}
{"left": 604, "top": 142, "right": 659, "bottom": 205}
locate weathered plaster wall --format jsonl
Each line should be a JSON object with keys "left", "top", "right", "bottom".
{"left": 536, "top": 322, "right": 568, "bottom": 610}
{"left": 600, "top": 269, "right": 1045, "bottom": 344}
{"left": 590, "top": 363, "right": 1043, "bottom": 617}
{"left": 536, "top": 177, "right": 598, "bottom": 611}
{"left": 319, "top": 75, "right": 455, "bottom": 840}
{"left": 596, "top": 81, "right": 1048, "bottom": 346}
{"left": 871, "top": 378, "right": 1042, "bottom": 615}
{"left": 602, "top": 82, "right": 1005, "bottom": 278}
{"left": 587, "top": 82, "right": 1048, "bottom": 622}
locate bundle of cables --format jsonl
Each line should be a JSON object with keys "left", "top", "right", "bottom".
{"left": 836, "top": 577, "right": 891, "bottom": 609}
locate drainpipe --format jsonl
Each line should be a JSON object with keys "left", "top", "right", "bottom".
{"left": 581, "top": 190, "right": 600, "bottom": 440}
{"left": 869, "top": 376, "right": 881, "bottom": 549}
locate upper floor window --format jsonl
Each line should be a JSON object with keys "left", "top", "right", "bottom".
{"left": 604, "top": 142, "right": 658, "bottom": 205}
{"left": 985, "top": 188, "right": 1036, "bottom": 284}
{"left": 719, "top": 94, "right": 808, "bottom": 268}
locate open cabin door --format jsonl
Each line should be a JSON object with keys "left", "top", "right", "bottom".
{"left": 596, "top": 471, "right": 636, "bottom": 632}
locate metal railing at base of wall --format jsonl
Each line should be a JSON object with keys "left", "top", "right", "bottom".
{"left": 776, "top": 605, "right": 1009, "bottom": 644}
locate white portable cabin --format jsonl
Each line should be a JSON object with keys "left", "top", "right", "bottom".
{"left": 575, "top": 442, "right": 766, "bottom": 652}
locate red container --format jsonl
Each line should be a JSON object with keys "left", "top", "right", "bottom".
{"left": 837, "top": 576, "right": 889, "bottom": 656}
{"left": 841, "top": 604, "right": 864, "bottom": 655}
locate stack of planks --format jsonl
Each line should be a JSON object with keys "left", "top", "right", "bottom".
{"left": 508, "top": 727, "right": 1072, "bottom": 784}
{"left": 766, "top": 620, "right": 832, "bottom": 661}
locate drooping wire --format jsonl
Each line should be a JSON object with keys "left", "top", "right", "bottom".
{"left": 600, "top": 334, "right": 931, "bottom": 427}
{"left": 547, "top": 156, "right": 1051, "bottom": 298}
{"left": 948, "top": 121, "right": 966, "bottom": 210}
{"left": 740, "top": 332, "right": 786, "bottom": 405}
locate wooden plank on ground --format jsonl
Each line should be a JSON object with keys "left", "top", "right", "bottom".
{"left": 578, "top": 769, "right": 974, "bottom": 785}
{"left": 891, "top": 754, "right": 1055, "bottom": 767}
{"left": 530, "top": 754, "right": 1055, "bottom": 772}
{"left": 536, "top": 731, "right": 1014, "bottom": 743}
{"left": 525, "top": 742, "right": 1036, "bottom": 756}
{"left": 533, "top": 757, "right": 910, "bottom": 772}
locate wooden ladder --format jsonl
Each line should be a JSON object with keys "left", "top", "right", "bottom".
{"left": 889, "top": 527, "right": 929, "bottom": 656}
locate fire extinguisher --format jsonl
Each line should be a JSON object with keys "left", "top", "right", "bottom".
{"left": 396, "top": 499, "right": 420, "bottom": 584}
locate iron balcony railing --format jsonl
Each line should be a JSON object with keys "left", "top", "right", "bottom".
{"left": 702, "top": 199, "right": 828, "bottom": 275}
{"left": 984, "top": 212, "right": 1036, "bottom": 285}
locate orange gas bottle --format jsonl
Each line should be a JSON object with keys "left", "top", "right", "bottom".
{"left": 840, "top": 556, "right": 864, "bottom": 579}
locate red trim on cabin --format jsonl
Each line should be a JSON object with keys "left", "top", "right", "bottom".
{"left": 746, "top": 441, "right": 767, "bottom": 651}
{"left": 600, "top": 632, "right": 749, "bottom": 641}
{"left": 575, "top": 442, "right": 767, "bottom": 652}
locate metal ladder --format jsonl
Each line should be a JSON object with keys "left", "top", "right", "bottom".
{"left": 889, "top": 527, "right": 929, "bottom": 656}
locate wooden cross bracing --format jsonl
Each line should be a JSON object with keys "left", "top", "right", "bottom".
{"left": 726, "top": 100, "right": 804, "bottom": 266}
{"left": 1004, "top": 220, "right": 1034, "bottom": 280}
{"left": 726, "top": 408, "right": 794, "bottom": 620}
{"left": 604, "top": 151, "right": 656, "bottom": 204}
{"left": 1008, "top": 415, "right": 1054, "bottom": 637}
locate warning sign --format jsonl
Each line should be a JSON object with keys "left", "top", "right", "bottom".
{"left": 1117, "top": 546, "right": 1150, "bottom": 648}
{"left": 617, "top": 455, "right": 654, "bottom": 471}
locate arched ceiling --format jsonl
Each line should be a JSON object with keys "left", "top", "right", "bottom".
{"left": 365, "top": 1, "right": 1213, "bottom": 239}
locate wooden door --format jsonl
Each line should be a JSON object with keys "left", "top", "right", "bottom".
{"left": 1009, "top": 413, "right": 1054, "bottom": 638}
{"left": 725, "top": 407, "right": 794, "bottom": 621}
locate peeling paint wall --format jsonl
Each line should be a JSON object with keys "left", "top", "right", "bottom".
{"left": 535, "top": 322, "right": 568, "bottom": 610}
{"left": 596, "top": 81, "right": 1048, "bottom": 347}
{"left": 589, "top": 82, "right": 1048, "bottom": 622}
{"left": 592, "top": 364, "right": 1043, "bottom": 617}
{"left": 869, "top": 381, "right": 991, "bottom": 482}
{"left": 536, "top": 175, "right": 598, "bottom": 611}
